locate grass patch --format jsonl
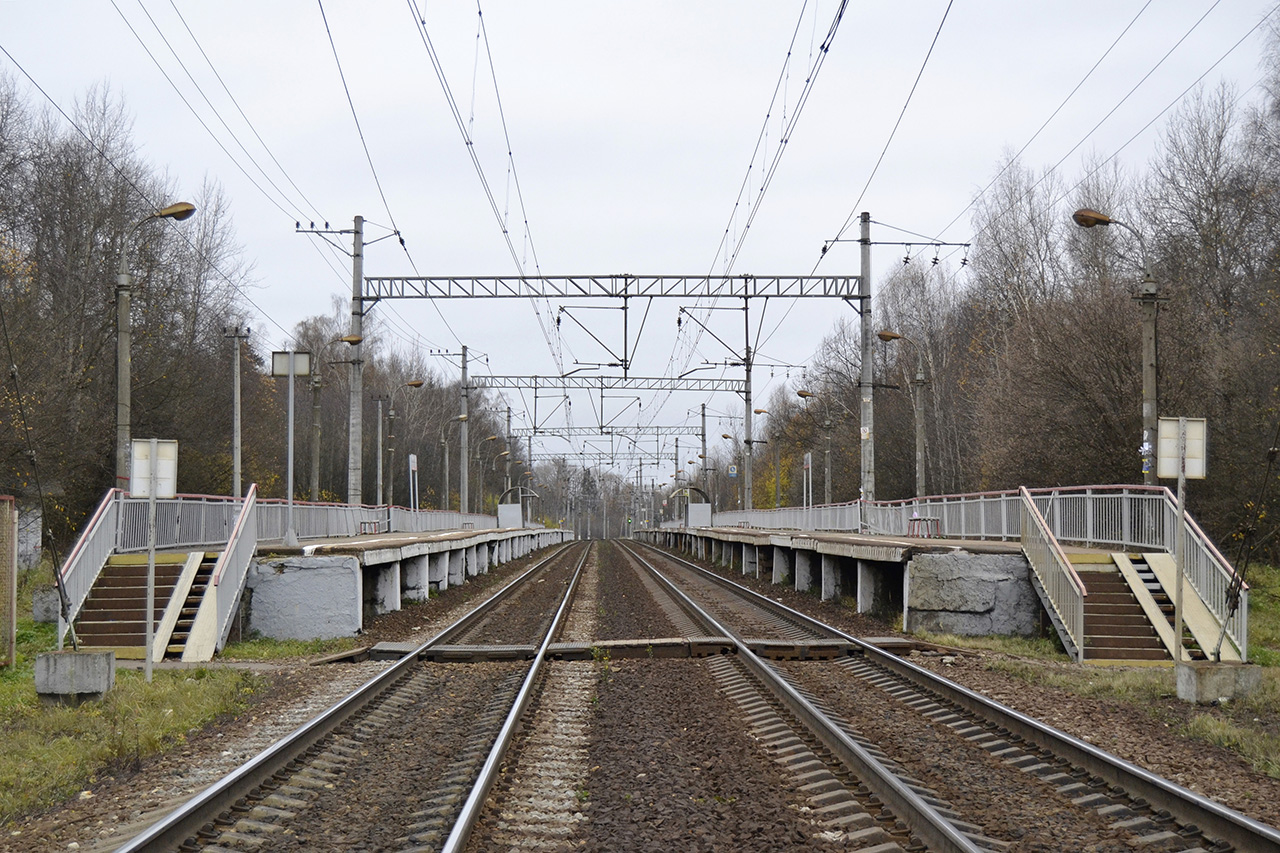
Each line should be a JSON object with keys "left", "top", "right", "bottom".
{"left": 220, "top": 635, "right": 362, "bottom": 660}
{"left": 911, "top": 630, "right": 1069, "bottom": 661}
{"left": 0, "top": 662, "right": 260, "bottom": 824}
{"left": 1245, "top": 563, "right": 1280, "bottom": 666}
{"left": 986, "top": 658, "right": 1176, "bottom": 703}
{"left": 1183, "top": 714, "right": 1280, "bottom": 780}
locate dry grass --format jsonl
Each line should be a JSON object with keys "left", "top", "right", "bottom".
{"left": 0, "top": 562, "right": 263, "bottom": 824}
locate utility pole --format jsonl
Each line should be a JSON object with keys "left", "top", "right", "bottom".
{"left": 224, "top": 326, "right": 250, "bottom": 498}
{"left": 743, "top": 300, "right": 754, "bottom": 510}
{"left": 505, "top": 407, "right": 513, "bottom": 494}
{"left": 311, "top": 375, "right": 324, "bottom": 502}
{"left": 373, "top": 397, "right": 386, "bottom": 504}
{"left": 700, "top": 403, "right": 708, "bottom": 498}
{"left": 459, "top": 345, "right": 469, "bottom": 513}
{"left": 348, "top": 216, "right": 365, "bottom": 505}
{"left": 859, "top": 212, "right": 874, "bottom": 506}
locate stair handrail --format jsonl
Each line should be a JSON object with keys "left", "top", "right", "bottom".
{"left": 57, "top": 488, "right": 122, "bottom": 646}
{"left": 209, "top": 484, "right": 258, "bottom": 651}
{"left": 1159, "top": 487, "right": 1248, "bottom": 660}
{"left": 1018, "top": 486, "right": 1087, "bottom": 662}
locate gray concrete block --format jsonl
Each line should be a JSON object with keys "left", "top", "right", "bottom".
{"left": 1176, "top": 661, "right": 1263, "bottom": 704}
{"left": 247, "top": 556, "right": 362, "bottom": 640}
{"left": 35, "top": 651, "right": 115, "bottom": 705}
{"left": 32, "top": 587, "right": 61, "bottom": 623}
{"left": 907, "top": 552, "right": 1037, "bottom": 636}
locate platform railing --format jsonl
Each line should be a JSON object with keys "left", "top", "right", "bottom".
{"left": 1019, "top": 487, "right": 1086, "bottom": 662}
{"left": 708, "top": 483, "right": 1246, "bottom": 660}
{"left": 210, "top": 485, "right": 258, "bottom": 652}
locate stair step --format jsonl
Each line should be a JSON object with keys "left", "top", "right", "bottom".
{"left": 1085, "top": 647, "right": 1169, "bottom": 661}
{"left": 1086, "top": 634, "right": 1165, "bottom": 649}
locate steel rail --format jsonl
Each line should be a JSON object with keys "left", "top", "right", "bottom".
{"left": 618, "top": 540, "right": 984, "bottom": 853}
{"left": 632, "top": 540, "right": 1280, "bottom": 853}
{"left": 440, "top": 543, "right": 591, "bottom": 852}
{"left": 117, "top": 541, "right": 583, "bottom": 852}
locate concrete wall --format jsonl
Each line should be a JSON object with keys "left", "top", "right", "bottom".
{"left": 905, "top": 552, "right": 1038, "bottom": 636}
{"left": 244, "top": 529, "right": 571, "bottom": 642}
{"left": 247, "top": 555, "right": 363, "bottom": 640}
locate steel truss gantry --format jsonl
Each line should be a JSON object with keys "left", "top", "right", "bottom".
{"left": 468, "top": 375, "right": 745, "bottom": 394}
{"left": 360, "top": 269, "right": 869, "bottom": 509}
{"left": 511, "top": 424, "right": 701, "bottom": 438}
{"left": 363, "top": 274, "right": 859, "bottom": 300}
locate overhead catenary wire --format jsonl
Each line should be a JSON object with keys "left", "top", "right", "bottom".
{"left": 405, "top": 0, "right": 568, "bottom": 375}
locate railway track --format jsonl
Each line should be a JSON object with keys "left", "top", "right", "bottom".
{"left": 115, "top": 539, "right": 1280, "bottom": 852}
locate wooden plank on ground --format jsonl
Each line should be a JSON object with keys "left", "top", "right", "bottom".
{"left": 1145, "top": 553, "right": 1242, "bottom": 662}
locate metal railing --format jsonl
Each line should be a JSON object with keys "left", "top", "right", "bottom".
{"left": 115, "top": 493, "right": 240, "bottom": 553}
{"left": 1018, "top": 487, "right": 1086, "bottom": 662}
{"left": 706, "top": 483, "right": 1247, "bottom": 659}
{"left": 390, "top": 507, "right": 497, "bottom": 533}
{"left": 211, "top": 485, "right": 259, "bottom": 651}
{"left": 58, "top": 489, "right": 122, "bottom": 644}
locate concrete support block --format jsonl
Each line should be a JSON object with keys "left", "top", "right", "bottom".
{"left": 448, "top": 550, "right": 465, "bottom": 587}
{"left": 429, "top": 552, "right": 449, "bottom": 593}
{"left": 1176, "top": 661, "right": 1263, "bottom": 704}
{"left": 712, "top": 539, "right": 722, "bottom": 565}
{"left": 402, "top": 554, "right": 430, "bottom": 602}
{"left": 35, "top": 651, "right": 115, "bottom": 705}
{"left": 772, "top": 546, "right": 791, "bottom": 586}
{"left": 479, "top": 543, "right": 491, "bottom": 573}
{"left": 857, "top": 560, "right": 874, "bottom": 614}
{"left": 373, "top": 561, "right": 401, "bottom": 615}
{"left": 821, "top": 554, "right": 840, "bottom": 601}
{"left": 743, "top": 544, "right": 758, "bottom": 578}
{"left": 905, "top": 552, "right": 1037, "bottom": 636}
{"left": 465, "top": 545, "right": 479, "bottom": 578}
{"left": 795, "top": 551, "right": 814, "bottom": 593}
{"left": 248, "top": 556, "right": 362, "bottom": 640}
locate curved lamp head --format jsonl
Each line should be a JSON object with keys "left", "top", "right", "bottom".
{"left": 753, "top": 408, "right": 767, "bottom": 415}
{"left": 797, "top": 389, "right": 815, "bottom": 399}
{"left": 406, "top": 379, "right": 425, "bottom": 388}
{"left": 721, "top": 433, "right": 732, "bottom": 440}
{"left": 155, "top": 201, "right": 197, "bottom": 221}
{"left": 876, "top": 330, "right": 902, "bottom": 343}
{"left": 1072, "top": 208, "right": 1112, "bottom": 228}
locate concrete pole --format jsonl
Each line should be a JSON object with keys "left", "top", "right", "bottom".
{"left": 388, "top": 403, "right": 396, "bottom": 508}
{"left": 1139, "top": 291, "right": 1159, "bottom": 486}
{"left": 374, "top": 398, "right": 385, "bottom": 505}
{"left": 347, "top": 215, "right": 364, "bottom": 505}
{"left": 225, "top": 326, "right": 248, "bottom": 498}
{"left": 743, "top": 301, "right": 754, "bottom": 510}
{"left": 505, "top": 407, "right": 513, "bottom": 495}
{"left": 311, "top": 376, "right": 323, "bottom": 502}
{"left": 285, "top": 352, "right": 298, "bottom": 546}
{"left": 116, "top": 258, "right": 132, "bottom": 491}
{"left": 441, "top": 431, "right": 450, "bottom": 511}
{"left": 460, "top": 345, "right": 469, "bottom": 513}
{"left": 859, "top": 211, "right": 874, "bottom": 505}
{"left": 914, "top": 363, "right": 927, "bottom": 497}
{"left": 700, "top": 403, "right": 708, "bottom": 496}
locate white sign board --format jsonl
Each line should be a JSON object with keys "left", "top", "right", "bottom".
{"left": 727, "top": 464, "right": 738, "bottom": 478}
{"left": 1157, "top": 417, "right": 1207, "bottom": 480}
{"left": 270, "top": 350, "right": 312, "bottom": 377}
{"left": 130, "top": 439, "right": 178, "bottom": 498}
{"left": 409, "top": 453, "right": 418, "bottom": 473}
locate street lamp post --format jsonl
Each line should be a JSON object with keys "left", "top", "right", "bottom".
{"left": 796, "top": 391, "right": 833, "bottom": 505}
{"left": 1073, "top": 207, "right": 1161, "bottom": 486}
{"left": 439, "top": 414, "right": 467, "bottom": 510}
{"left": 475, "top": 435, "right": 497, "bottom": 512}
{"left": 487, "top": 449, "right": 510, "bottom": 514}
{"left": 876, "top": 330, "right": 928, "bottom": 497}
{"left": 386, "top": 379, "right": 425, "bottom": 507}
{"left": 117, "top": 201, "right": 197, "bottom": 489}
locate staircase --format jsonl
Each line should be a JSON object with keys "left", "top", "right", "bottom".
{"left": 1072, "top": 554, "right": 1168, "bottom": 662}
{"left": 73, "top": 551, "right": 219, "bottom": 661}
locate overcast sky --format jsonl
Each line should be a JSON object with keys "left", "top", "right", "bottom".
{"left": 2, "top": 1, "right": 1275, "bottom": 472}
